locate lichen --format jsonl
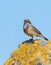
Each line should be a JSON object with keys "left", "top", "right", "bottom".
{"left": 4, "top": 40, "right": 51, "bottom": 65}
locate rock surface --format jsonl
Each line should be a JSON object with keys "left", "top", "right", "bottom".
{"left": 4, "top": 40, "right": 51, "bottom": 65}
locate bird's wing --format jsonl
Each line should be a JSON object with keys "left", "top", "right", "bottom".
{"left": 32, "top": 25, "right": 42, "bottom": 34}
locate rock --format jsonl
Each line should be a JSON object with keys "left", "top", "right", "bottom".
{"left": 4, "top": 40, "right": 51, "bottom": 65}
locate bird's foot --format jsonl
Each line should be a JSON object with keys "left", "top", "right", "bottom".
{"left": 22, "top": 39, "right": 41, "bottom": 44}
{"left": 29, "top": 39, "right": 34, "bottom": 43}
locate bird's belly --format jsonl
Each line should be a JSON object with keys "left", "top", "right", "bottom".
{"left": 24, "top": 27, "right": 37, "bottom": 37}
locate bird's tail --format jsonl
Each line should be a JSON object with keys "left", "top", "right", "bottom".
{"left": 40, "top": 34, "right": 48, "bottom": 41}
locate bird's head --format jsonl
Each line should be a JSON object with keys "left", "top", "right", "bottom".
{"left": 24, "top": 19, "right": 31, "bottom": 24}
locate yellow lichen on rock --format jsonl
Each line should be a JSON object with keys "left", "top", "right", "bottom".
{"left": 4, "top": 40, "right": 51, "bottom": 65}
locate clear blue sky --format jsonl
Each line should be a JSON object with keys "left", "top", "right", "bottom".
{"left": 0, "top": 0, "right": 51, "bottom": 65}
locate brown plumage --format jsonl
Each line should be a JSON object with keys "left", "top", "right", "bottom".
{"left": 23, "top": 19, "right": 48, "bottom": 41}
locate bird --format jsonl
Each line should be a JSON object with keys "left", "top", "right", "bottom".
{"left": 23, "top": 19, "right": 48, "bottom": 41}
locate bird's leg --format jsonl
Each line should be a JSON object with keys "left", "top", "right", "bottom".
{"left": 34, "top": 36, "right": 36, "bottom": 40}
{"left": 34, "top": 36, "right": 40, "bottom": 40}
{"left": 29, "top": 37, "right": 33, "bottom": 43}
{"left": 31, "top": 37, "right": 33, "bottom": 41}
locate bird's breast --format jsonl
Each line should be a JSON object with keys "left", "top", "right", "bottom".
{"left": 23, "top": 26, "right": 34, "bottom": 37}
